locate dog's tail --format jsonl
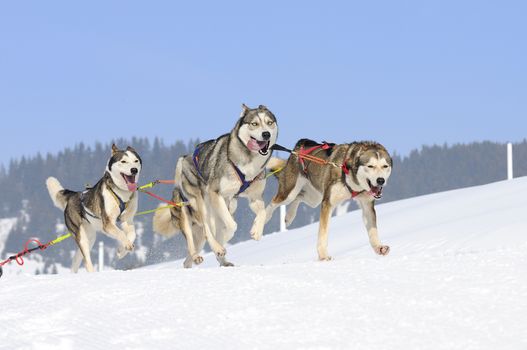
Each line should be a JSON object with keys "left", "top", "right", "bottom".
{"left": 174, "top": 157, "right": 184, "bottom": 185}
{"left": 152, "top": 204, "right": 180, "bottom": 237}
{"left": 266, "top": 157, "right": 287, "bottom": 177}
{"left": 46, "top": 177, "right": 71, "bottom": 210}
{"left": 154, "top": 158, "right": 187, "bottom": 237}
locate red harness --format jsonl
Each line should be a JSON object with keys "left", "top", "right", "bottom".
{"left": 298, "top": 142, "right": 351, "bottom": 175}
{"left": 298, "top": 142, "right": 332, "bottom": 173}
{"left": 297, "top": 143, "right": 362, "bottom": 199}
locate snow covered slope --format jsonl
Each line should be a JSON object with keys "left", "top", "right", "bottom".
{"left": 1, "top": 178, "right": 526, "bottom": 350}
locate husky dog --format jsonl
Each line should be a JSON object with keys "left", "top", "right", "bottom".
{"left": 265, "top": 139, "right": 392, "bottom": 261}
{"left": 46, "top": 144, "right": 141, "bottom": 272}
{"left": 153, "top": 104, "right": 278, "bottom": 267}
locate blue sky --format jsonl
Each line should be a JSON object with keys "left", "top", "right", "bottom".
{"left": 1, "top": 1, "right": 525, "bottom": 167}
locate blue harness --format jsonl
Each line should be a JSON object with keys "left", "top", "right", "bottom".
{"left": 192, "top": 146, "right": 258, "bottom": 195}
{"left": 229, "top": 160, "right": 253, "bottom": 195}
{"left": 81, "top": 186, "right": 128, "bottom": 222}
{"left": 192, "top": 146, "right": 205, "bottom": 180}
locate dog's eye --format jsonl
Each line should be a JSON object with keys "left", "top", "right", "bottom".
{"left": 251, "top": 122, "right": 258, "bottom": 127}
{"left": 134, "top": 160, "right": 139, "bottom": 163}
{"left": 367, "top": 165, "right": 374, "bottom": 169}
{"left": 267, "top": 121, "right": 274, "bottom": 126}
{"left": 121, "top": 160, "right": 127, "bottom": 164}
{"left": 383, "top": 165, "right": 389, "bottom": 169}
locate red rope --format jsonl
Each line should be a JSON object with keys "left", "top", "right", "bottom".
{"left": 140, "top": 190, "right": 185, "bottom": 207}
{"left": 156, "top": 179, "right": 176, "bottom": 185}
{"left": 0, "top": 238, "right": 48, "bottom": 268}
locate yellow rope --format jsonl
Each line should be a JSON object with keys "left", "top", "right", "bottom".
{"left": 266, "top": 167, "right": 284, "bottom": 178}
{"left": 48, "top": 233, "right": 72, "bottom": 246}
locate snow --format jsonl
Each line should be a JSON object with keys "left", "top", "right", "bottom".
{"left": 1, "top": 178, "right": 527, "bottom": 350}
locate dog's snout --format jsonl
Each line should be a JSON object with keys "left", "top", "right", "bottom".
{"left": 376, "top": 177, "right": 385, "bottom": 186}
{"left": 131, "top": 168, "right": 138, "bottom": 175}
{"left": 262, "top": 131, "right": 271, "bottom": 140}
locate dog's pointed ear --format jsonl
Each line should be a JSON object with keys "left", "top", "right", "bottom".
{"left": 111, "top": 144, "right": 119, "bottom": 156}
{"left": 240, "top": 103, "right": 250, "bottom": 118}
{"left": 258, "top": 105, "right": 268, "bottom": 110}
{"left": 126, "top": 146, "right": 136, "bottom": 153}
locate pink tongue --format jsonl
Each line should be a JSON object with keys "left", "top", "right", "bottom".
{"left": 127, "top": 183, "right": 138, "bottom": 192}
{"left": 247, "top": 138, "right": 262, "bottom": 151}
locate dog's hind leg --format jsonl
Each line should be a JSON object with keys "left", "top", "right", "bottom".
{"left": 183, "top": 225, "right": 206, "bottom": 268}
{"left": 195, "top": 196, "right": 226, "bottom": 258}
{"left": 266, "top": 177, "right": 306, "bottom": 223}
{"left": 71, "top": 248, "right": 83, "bottom": 273}
{"left": 285, "top": 197, "right": 301, "bottom": 227}
{"left": 76, "top": 224, "right": 96, "bottom": 272}
{"left": 317, "top": 198, "right": 334, "bottom": 261}
{"left": 180, "top": 206, "right": 203, "bottom": 268}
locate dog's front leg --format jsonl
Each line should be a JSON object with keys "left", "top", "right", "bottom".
{"left": 116, "top": 221, "right": 137, "bottom": 259}
{"left": 248, "top": 196, "right": 266, "bottom": 241}
{"left": 209, "top": 191, "right": 237, "bottom": 241}
{"left": 102, "top": 219, "right": 134, "bottom": 252}
{"left": 357, "top": 198, "right": 390, "bottom": 256}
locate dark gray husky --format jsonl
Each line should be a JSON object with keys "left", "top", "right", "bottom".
{"left": 154, "top": 104, "right": 278, "bottom": 267}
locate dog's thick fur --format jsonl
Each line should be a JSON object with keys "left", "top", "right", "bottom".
{"left": 46, "top": 145, "right": 142, "bottom": 272}
{"left": 153, "top": 104, "right": 278, "bottom": 267}
{"left": 265, "top": 139, "right": 392, "bottom": 261}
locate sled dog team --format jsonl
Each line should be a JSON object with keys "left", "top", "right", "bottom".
{"left": 46, "top": 104, "right": 393, "bottom": 272}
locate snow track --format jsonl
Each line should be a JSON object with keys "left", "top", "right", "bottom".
{"left": 1, "top": 178, "right": 526, "bottom": 349}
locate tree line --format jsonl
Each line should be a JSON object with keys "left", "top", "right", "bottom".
{"left": 0, "top": 138, "right": 525, "bottom": 272}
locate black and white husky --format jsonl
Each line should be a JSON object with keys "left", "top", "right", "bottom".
{"left": 46, "top": 144, "right": 142, "bottom": 272}
{"left": 153, "top": 104, "right": 278, "bottom": 267}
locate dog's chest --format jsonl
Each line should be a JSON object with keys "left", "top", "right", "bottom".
{"left": 218, "top": 161, "right": 265, "bottom": 196}
{"left": 235, "top": 160, "right": 265, "bottom": 181}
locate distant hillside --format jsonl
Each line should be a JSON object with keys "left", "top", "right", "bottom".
{"left": 1, "top": 138, "right": 526, "bottom": 273}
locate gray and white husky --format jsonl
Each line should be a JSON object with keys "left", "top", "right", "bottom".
{"left": 265, "top": 139, "right": 392, "bottom": 261}
{"left": 153, "top": 104, "right": 278, "bottom": 267}
{"left": 46, "top": 144, "right": 142, "bottom": 272}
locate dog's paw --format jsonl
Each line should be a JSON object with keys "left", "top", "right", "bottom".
{"left": 192, "top": 254, "right": 204, "bottom": 265}
{"left": 183, "top": 256, "right": 193, "bottom": 269}
{"left": 285, "top": 212, "right": 297, "bottom": 227}
{"left": 124, "top": 240, "right": 135, "bottom": 251}
{"left": 318, "top": 256, "right": 333, "bottom": 262}
{"left": 374, "top": 245, "right": 390, "bottom": 256}
{"left": 116, "top": 246, "right": 128, "bottom": 260}
{"left": 250, "top": 225, "right": 264, "bottom": 241}
{"left": 215, "top": 247, "right": 227, "bottom": 258}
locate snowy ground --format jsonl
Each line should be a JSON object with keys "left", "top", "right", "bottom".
{"left": 1, "top": 178, "right": 526, "bottom": 350}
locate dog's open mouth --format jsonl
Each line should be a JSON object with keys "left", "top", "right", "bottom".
{"left": 121, "top": 173, "right": 137, "bottom": 192}
{"left": 247, "top": 137, "right": 271, "bottom": 156}
{"left": 367, "top": 180, "right": 383, "bottom": 199}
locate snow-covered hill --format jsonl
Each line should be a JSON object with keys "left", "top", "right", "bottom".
{"left": 1, "top": 178, "right": 526, "bottom": 350}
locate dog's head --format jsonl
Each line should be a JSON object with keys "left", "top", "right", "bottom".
{"left": 106, "top": 144, "right": 142, "bottom": 192}
{"left": 236, "top": 104, "right": 278, "bottom": 156}
{"left": 352, "top": 143, "right": 392, "bottom": 199}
